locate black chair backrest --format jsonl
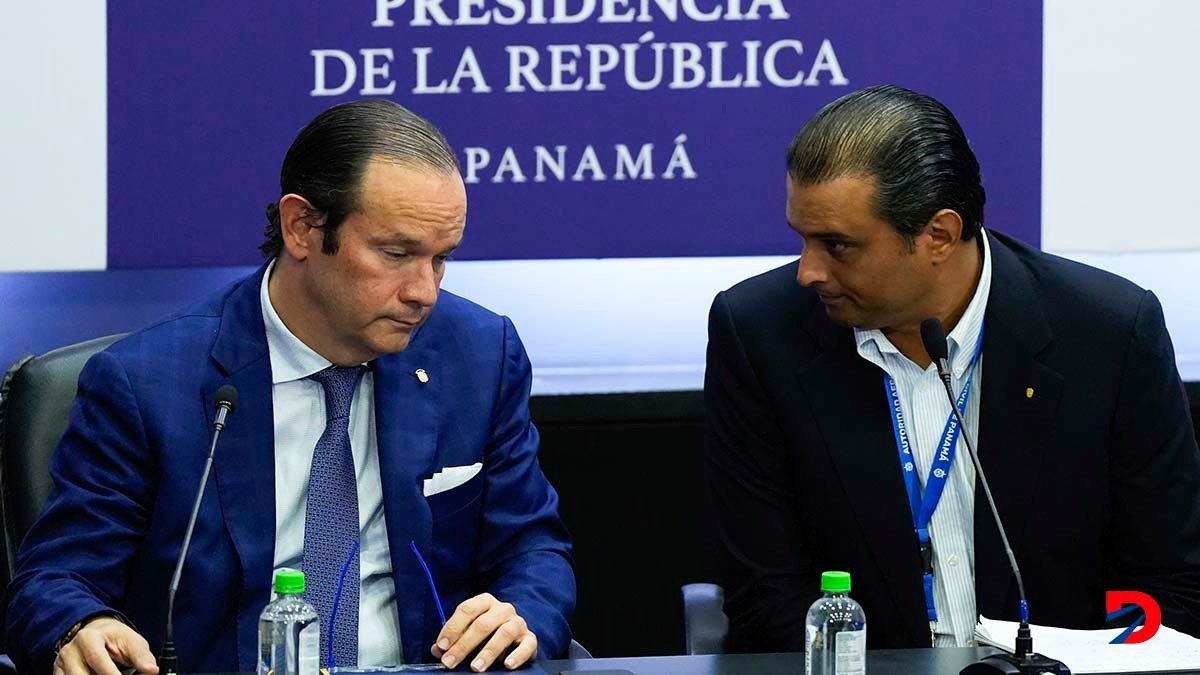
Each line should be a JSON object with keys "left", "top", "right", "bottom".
{"left": 0, "top": 334, "right": 126, "bottom": 590}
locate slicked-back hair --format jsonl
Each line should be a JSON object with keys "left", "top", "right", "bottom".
{"left": 261, "top": 99, "right": 460, "bottom": 259}
{"left": 786, "top": 85, "right": 985, "bottom": 245}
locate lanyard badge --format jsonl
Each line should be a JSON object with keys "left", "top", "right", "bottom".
{"left": 882, "top": 329, "right": 983, "bottom": 634}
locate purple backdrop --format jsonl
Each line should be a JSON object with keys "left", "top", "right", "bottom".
{"left": 108, "top": 1, "right": 1041, "bottom": 267}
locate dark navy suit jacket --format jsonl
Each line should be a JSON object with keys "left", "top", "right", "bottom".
{"left": 705, "top": 231, "right": 1200, "bottom": 651}
{"left": 6, "top": 266, "right": 575, "bottom": 673}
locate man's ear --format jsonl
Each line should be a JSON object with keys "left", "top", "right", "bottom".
{"left": 278, "top": 194, "right": 322, "bottom": 261}
{"left": 925, "top": 208, "right": 965, "bottom": 264}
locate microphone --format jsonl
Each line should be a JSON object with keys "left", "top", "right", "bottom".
{"left": 159, "top": 385, "right": 238, "bottom": 674}
{"left": 918, "top": 319, "right": 1068, "bottom": 675}
{"left": 920, "top": 319, "right": 953, "bottom": 388}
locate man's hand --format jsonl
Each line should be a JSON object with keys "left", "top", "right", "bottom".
{"left": 431, "top": 593, "right": 538, "bottom": 671}
{"left": 54, "top": 616, "right": 159, "bottom": 675}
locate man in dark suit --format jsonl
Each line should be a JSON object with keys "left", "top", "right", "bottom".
{"left": 705, "top": 85, "right": 1200, "bottom": 652}
{"left": 6, "top": 101, "right": 575, "bottom": 674}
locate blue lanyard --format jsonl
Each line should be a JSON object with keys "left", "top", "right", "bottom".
{"left": 883, "top": 330, "right": 983, "bottom": 627}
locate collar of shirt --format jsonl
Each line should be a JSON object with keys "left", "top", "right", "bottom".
{"left": 854, "top": 230, "right": 993, "bottom": 375}
{"left": 260, "top": 258, "right": 334, "bottom": 385}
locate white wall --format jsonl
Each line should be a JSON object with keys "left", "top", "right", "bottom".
{"left": 0, "top": 3, "right": 106, "bottom": 271}
{"left": 1043, "top": 0, "right": 1200, "bottom": 380}
{"left": 440, "top": 256, "right": 792, "bottom": 394}
{"left": 1043, "top": 0, "right": 1200, "bottom": 252}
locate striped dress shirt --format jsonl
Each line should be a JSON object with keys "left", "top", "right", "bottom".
{"left": 853, "top": 232, "right": 992, "bottom": 647}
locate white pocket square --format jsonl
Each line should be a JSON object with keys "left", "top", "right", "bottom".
{"left": 423, "top": 462, "right": 483, "bottom": 497}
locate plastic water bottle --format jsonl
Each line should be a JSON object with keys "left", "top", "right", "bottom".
{"left": 258, "top": 569, "right": 320, "bottom": 675}
{"left": 805, "top": 571, "right": 866, "bottom": 675}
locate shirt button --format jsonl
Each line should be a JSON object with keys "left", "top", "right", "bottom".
{"left": 948, "top": 554, "right": 960, "bottom": 567}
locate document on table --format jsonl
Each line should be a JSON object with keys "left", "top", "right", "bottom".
{"left": 976, "top": 616, "right": 1200, "bottom": 673}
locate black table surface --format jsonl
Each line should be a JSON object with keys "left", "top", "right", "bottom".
{"left": 207, "top": 648, "right": 1200, "bottom": 675}
{"left": 537, "top": 648, "right": 988, "bottom": 674}
{"left": 533, "top": 648, "right": 1200, "bottom": 675}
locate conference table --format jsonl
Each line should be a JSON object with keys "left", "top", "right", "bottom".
{"left": 238, "top": 649, "right": 1196, "bottom": 674}
{"left": 537, "top": 648, "right": 993, "bottom": 673}
{"left": 532, "top": 649, "right": 1200, "bottom": 674}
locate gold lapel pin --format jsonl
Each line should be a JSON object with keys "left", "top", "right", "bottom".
{"left": 1025, "top": 387, "right": 1034, "bottom": 399}
{"left": 415, "top": 368, "right": 429, "bottom": 384}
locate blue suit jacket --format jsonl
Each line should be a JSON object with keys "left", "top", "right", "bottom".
{"left": 5, "top": 266, "right": 576, "bottom": 673}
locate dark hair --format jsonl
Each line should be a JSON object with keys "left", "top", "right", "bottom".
{"left": 786, "top": 85, "right": 985, "bottom": 244}
{"left": 261, "top": 99, "right": 460, "bottom": 259}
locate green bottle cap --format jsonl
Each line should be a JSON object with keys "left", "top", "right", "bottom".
{"left": 820, "top": 571, "right": 851, "bottom": 593}
{"left": 274, "top": 569, "right": 306, "bottom": 595}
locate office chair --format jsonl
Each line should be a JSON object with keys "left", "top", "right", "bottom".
{"left": 1, "top": 334, "right": 125, "bottom": 590}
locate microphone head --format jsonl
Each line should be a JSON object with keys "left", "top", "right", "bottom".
{"left": 919, "top": 318, "right": 949, "bottom": 363}
{"left": 214, "top": 384, "right": 239, "bottom": 414}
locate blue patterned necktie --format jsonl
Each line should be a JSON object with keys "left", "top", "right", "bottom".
{"left": 303, "top": 365, "right": 365, "bottom": 668}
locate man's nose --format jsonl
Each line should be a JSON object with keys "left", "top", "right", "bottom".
{"left": 400, "top": 261, "right": 440, "bottom": 307}
{"left": 796, "top": 252, "right": 827, "bottom": 287}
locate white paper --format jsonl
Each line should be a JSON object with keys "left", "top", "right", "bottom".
{"left": 976, "top": 616, "right": 1200, "bottom": 673}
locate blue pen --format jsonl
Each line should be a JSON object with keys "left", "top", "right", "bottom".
{"left": 411, "top": 540, "right": 448, "bottom": 625}
{"left": 327, "top": 540, "right": 361, "bottom": 671}
{"left": 327, "top": 542, "right": 447, "bottom": 672}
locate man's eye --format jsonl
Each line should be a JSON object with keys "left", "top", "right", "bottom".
{"left": 826, "top": 241, "right": 849, "bottom": 255}
{"left": 384, "top": 250, "right": 408, "bottom": 259}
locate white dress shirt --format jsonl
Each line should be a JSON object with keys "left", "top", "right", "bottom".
{"left": 853, "top": 232, "right": 992, "bottom": 647}
{"left": 260, "top": 260, "right": 402, "bottom": 666}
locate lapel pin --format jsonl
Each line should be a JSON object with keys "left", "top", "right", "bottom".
{"left": 1025, "top": 387, "right": 1034, "bottom": 399}
{"left": 415, "top": 368, "right": 430, "bottom": 384}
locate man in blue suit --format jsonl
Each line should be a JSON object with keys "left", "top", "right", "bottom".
{"left": 6, "top": 100, "right": 575, "bottom": 674}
